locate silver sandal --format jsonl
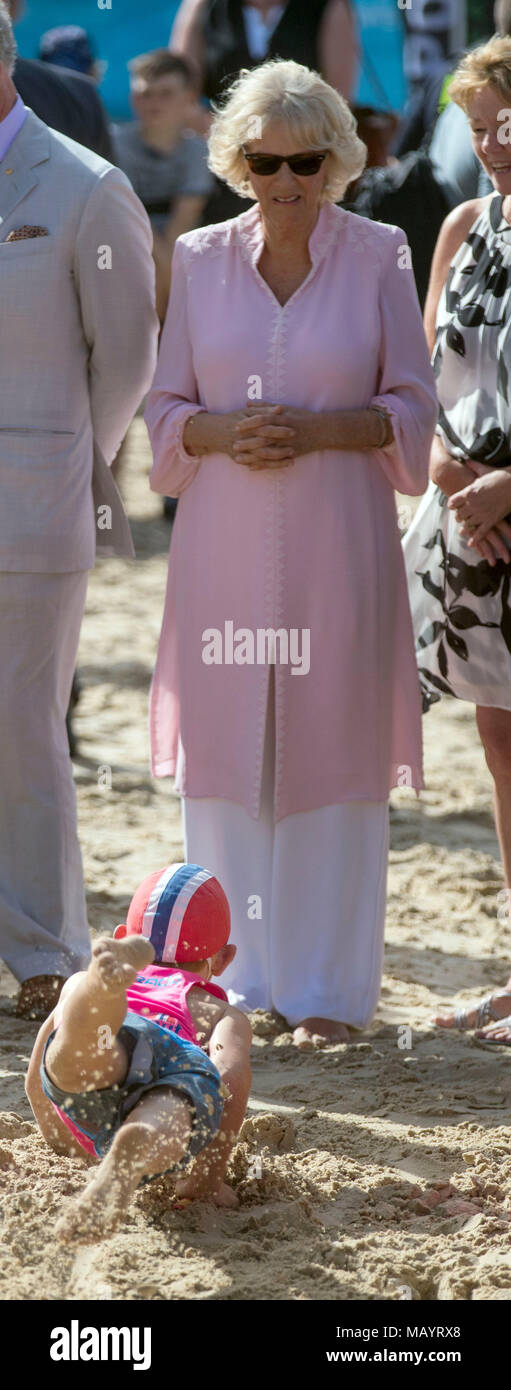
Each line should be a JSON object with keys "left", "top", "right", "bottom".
{"left": 473, "top": 1014, "right": 511, "bottom": 1047}
{"left": 452, "top": 989, "right": 511, "bottom": 1031}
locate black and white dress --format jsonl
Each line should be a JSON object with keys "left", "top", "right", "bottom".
{"left": 403, "top": 192, "right": 511, "bottom": 711}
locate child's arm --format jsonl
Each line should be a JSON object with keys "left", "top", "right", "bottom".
{"left": 175, "top": 1006, "right": 252, "bottom": 1205}
{"left": 25, "top": 986, "right": 89, "bottom": 1159}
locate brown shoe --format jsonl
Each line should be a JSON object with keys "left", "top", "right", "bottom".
{"left": 15, "top": 974, "right": 67, "bottom": 1021}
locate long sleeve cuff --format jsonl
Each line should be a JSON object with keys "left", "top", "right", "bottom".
{"left": 369, "top": 386, "right": 437, "bottom": 496}
{"left": 146, "top": 401, "right": 207, "bottom": 496}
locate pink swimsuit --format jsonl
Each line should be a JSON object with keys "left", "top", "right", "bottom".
{"left": 125, "top": 965, "right": 228, "bottom": 1042}
{"left": 49, "top": 966, "right": 227, "bottom": 1154}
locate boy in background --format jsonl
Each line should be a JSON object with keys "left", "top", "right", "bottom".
{"left": 112, "top": 50, "right": 213, "bottom": 323}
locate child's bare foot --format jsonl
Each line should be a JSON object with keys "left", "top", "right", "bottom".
{"left": 292, "top": 1017, "right": 351, "bottom": 1048}
{"left": 90, "top": 935, "right": 154, "bottom": 994}
{"left": 56, "top": 1093, "right": 191, "bottom": 1243}
{"left": 55, "top": 1146, "right": 141, "bottom": 1245}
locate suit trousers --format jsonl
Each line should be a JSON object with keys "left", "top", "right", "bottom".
{"left": 0, "top": 571, "right": 90, "bottom": 983}
{"left": 182, "top": 674, "right": 389, "bottom": 1027}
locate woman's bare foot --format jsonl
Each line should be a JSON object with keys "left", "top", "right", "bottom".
{"left": 434, "top": 987, "right": 511, "bottom": 1031}
{"left": 292, "top": 1016, "right": 351, "bottom": 1048}
{"left": 15, "top": 974, "right": 66, "bottom": 1020}
{"left": 90, "top": 934, "right": 155, "bottom": 994}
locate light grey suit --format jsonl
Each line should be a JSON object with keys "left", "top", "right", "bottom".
{"left": 0, "top": 106, "right": 159, "bottom": 983}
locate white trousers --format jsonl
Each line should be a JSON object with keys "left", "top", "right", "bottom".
{"left": 0, "top": 571, "right": 91, "bottom": 983}
{"left": 182, "top": 677, "right": 389, "bottom": 1027}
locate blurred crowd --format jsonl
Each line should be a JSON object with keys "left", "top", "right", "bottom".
{"left": 8, "top": 0, "right": 509, "bottom": 325}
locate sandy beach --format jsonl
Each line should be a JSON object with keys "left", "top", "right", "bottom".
{"left": 1, "top": 418, "right": 510, "bottom": 1303}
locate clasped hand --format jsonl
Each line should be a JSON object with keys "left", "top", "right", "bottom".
{"left": 448, "top": 459, "right": 511, "bottom": 565}
{"left": 230, "top": 399, "right": 316, "bottom": 469}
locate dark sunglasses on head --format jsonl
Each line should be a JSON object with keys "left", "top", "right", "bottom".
{"left": 241, "top": 147, "right": 328, "bottom": 176}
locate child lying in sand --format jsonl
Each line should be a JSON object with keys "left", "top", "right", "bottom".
{"left": 25, "top": 864, "right": 252, "bottom": 1242}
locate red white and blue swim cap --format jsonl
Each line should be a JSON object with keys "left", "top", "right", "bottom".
{"left": 125, "top": 863, "right": 230, "bottom": 963}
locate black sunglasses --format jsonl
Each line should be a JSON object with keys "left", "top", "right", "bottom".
{"left": 241, "top": 147, "right": 328, "bottom": 176}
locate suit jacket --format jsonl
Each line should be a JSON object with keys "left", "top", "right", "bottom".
{"left": 0, "top": 108, "right": 159, "bottom": 571}
{"left": 13, "top": 56, "right": 114, "bottom": 162}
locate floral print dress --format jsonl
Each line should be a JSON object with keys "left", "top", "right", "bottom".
{"left": 403, "top": 192, "right": 511, "bottom": 711}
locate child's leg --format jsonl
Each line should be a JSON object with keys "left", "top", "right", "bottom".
{"left": 45, "top": 935, "right": 155, "bottom": 1094}
{"left": 55, "top": 1085, "right": 192, "bottom": 1243}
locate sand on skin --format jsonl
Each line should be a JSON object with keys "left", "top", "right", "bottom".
{"left": 1, "top": 420, "right": 510, "bottom": 1302}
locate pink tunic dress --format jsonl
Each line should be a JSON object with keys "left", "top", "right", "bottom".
{"left": 144, "top": 201, "right": 438, "bottom": 821}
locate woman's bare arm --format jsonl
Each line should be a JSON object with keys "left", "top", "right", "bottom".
{"left": 424, "top": 197, "right": 493, "bottom": 495}
{"left": 169, "top": 0, "right": 206, "bottom": 88}
{"left": 429, "top": 436, "right": 479, "bottom": 493}
{"left": 183, "top": 403, "right": 295, "bottom": 462}
{"left": 184, "top": 402, "right": 394, "bottom": 470}
{"left": 423, "top": 196, "right": 486, "bottom": 354}
{"left": 318, "top": 0, "right": 358, "bottom": 101}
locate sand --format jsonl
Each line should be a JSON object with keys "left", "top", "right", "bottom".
{"left": 1, "top": 418, "right": 510, "bottom": 1302}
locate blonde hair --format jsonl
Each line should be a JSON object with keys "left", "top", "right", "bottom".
{"left": 207, "top": 58, "right": 367, "bottom": 203}
{"left": 449, "top": 35, "right": 511, "bottom": 112}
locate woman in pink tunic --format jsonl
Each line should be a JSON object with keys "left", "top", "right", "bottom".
{"left": 145, "top": 59, "right": 438, "bottom": 1045}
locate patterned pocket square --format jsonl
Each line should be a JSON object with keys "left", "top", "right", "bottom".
{"left": 4, "top": 225, "right": 49, "bottom": 242}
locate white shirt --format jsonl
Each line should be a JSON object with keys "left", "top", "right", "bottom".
{"left": 242, "top": 4, "right": 286, "bottom": 60}
{"left": 0, "top": 93, "right": 28, "bottom": 162}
